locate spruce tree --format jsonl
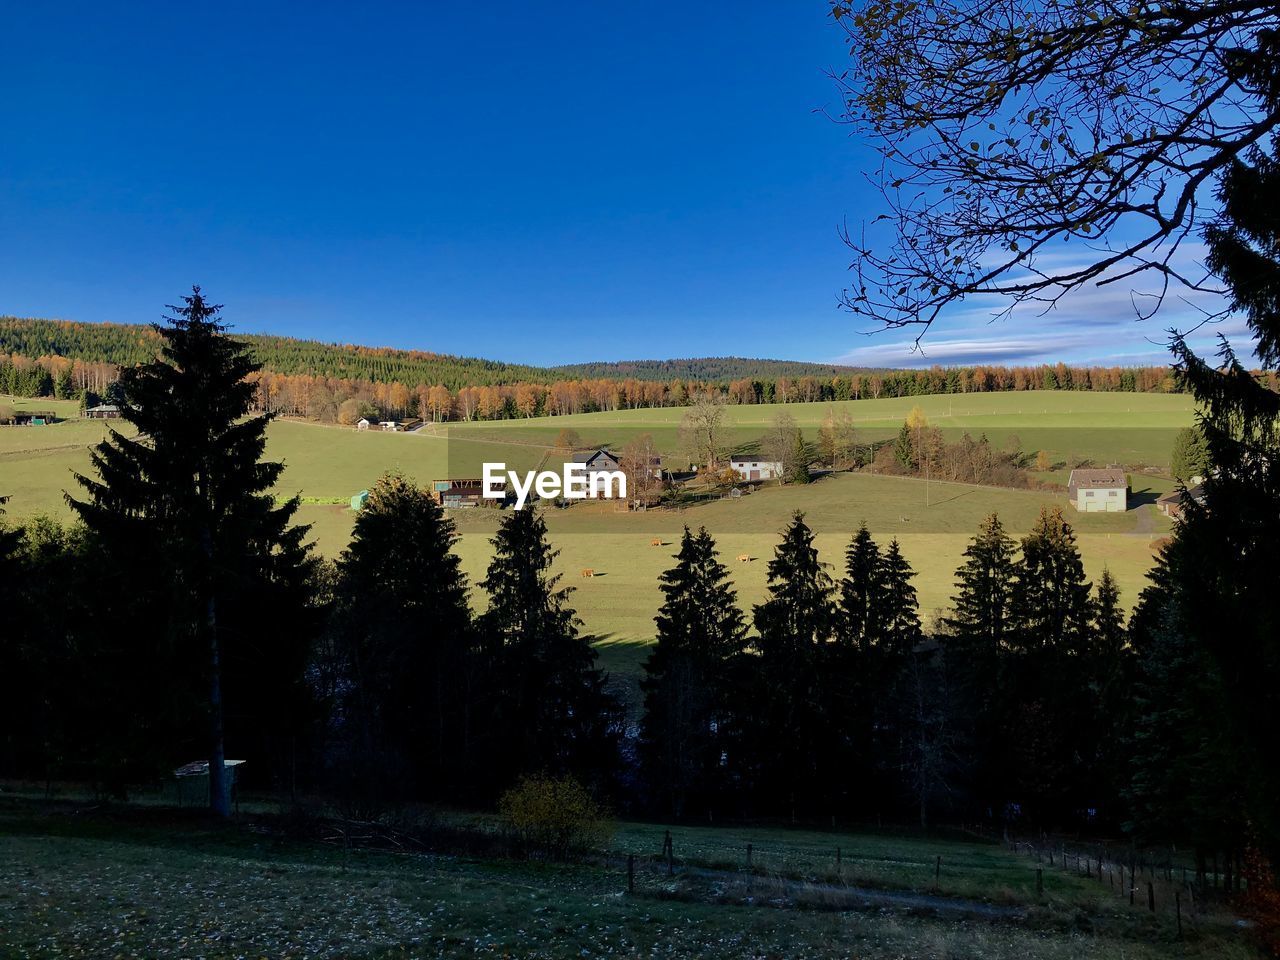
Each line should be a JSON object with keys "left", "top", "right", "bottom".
{"left": 942, "top": 513, "right": 1017, "bottom": 817}
{"left": 1168, "top": 33, "right": 1280, "bottom": 854}
{"left": 68, "top": 288, "right": 313, "bottom": 815}
{"left": 1126, "top": 550, "right": 1244, "bottom": 866}
{"left": 479, "top": 507, "right": 619, "bottom": 792}
{"left": 787, "top": 431, "right": 812, "bottom": 484}
{"left": 945, "top": 513, "right": 1017, "bottom": 659}
{"left": 837, "top": 523, "right": 883, "bottom": 652}
{"left": 1004, "top": 507, "right": 1094, "bottom": 821}
{"left": 334, "top": 472, "right": 474, "bottom": 803}
{"left": 749, "top": 512, "right": 837, "bottom": 815}
{"left": 754, "top": 512, "right": 834, "bottom": 656}
{"left": 1169, "top": 426, "right": 1209, "bottom": 483}
{"left": 1082, "top": 567, "right": 1132, "bottom": 822}
{"left": 639, "top": 526, "right": 747, "bottom": 817}
{"left": 1011, "top": 507, "right": 1092, "bottom": 655}
{"left": 1091, "top": 569, "right": 1126, "bottom": 667}
{"left": 878, "top": 539, "right": 922, "bottom": 657}
{"left": 867, "top": 538, "right": 924, "bottom": 810}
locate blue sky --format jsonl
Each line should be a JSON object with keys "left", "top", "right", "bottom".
{"left": 0, "top": 3, "right": 1234, "bottom": 368}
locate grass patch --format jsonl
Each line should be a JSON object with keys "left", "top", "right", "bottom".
{"left": 0, "top": 799, "right": 1257, "bottom": 959}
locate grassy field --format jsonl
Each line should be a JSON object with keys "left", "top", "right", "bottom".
{"left": 1, "top": 391, "right": 1190, "bottom": 679}
{"left": 0, "top": 798, "right": 1258, "bottom": 959}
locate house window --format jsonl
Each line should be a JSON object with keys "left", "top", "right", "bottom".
{"left": 1109, "top": 490, "right": 1119, "bottom": 497}
{"left": 1085, "top": 490, "right": 1095, "bottom": 497}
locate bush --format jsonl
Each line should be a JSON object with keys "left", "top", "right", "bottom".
{"left": 498, "top": 774, "right": 612, "bottom": 858}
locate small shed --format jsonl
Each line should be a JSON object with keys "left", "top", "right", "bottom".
{"left": 350, "top": 489, "right": 370, "bottom": 511}
{"left": 1067, "top": 468, "right": 1128, "bottom": 512}
{"left": 1156, "top": 483, "right": 1206, "bottom": 520}
{"left": 11, "top": 411, "right": 57, "bottom": 426}
{"left": 84, "top": 404, "right": 122, "bottom": 419}
{"left": 172, "top": 759, "right": 245, "bottom": 809}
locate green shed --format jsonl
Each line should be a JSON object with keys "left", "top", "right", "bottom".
{"left": 350, "top": 489, "right": 370, "bottom": 510}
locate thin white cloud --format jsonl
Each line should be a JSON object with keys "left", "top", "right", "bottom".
{"left": 833, "top": 244, "right": 1253, "bottom": 367}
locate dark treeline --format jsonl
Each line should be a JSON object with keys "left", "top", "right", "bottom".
{"left": 0, "top": 317, "right": 1210, "bottom": 427}
{"left": 0, "top": 293, "right": 620, "bottom": 812}
{"left": 637, "top": 511, "right": 1130, "bottom": 831}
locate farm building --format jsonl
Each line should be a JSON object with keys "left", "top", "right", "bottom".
{"left": 356, "top": 417, "right": 375, "bottom": 431}
{"left": 729, "top": 454, "right": 784, "bottom": 482}
{"left": 431, "top": 478, "right": 487, "bottom": 508}
{"left": 350, "top": 489, "right": 370, "bottom": 511}
{"left": 83, "top": 404, "right": 121, "bottom": 419}
{"left": 171, "top": 759, "right": 245, "bottom": 809}
{"left": 1067, "top": 468, "right": 1128, "bottom": 512}
{"left": 1156, "top": 483, "right": 1206, "bottom": 520}
{"left": 568, "top": 448, "right": 663, "bottom": 479}
{"left": 3, "top": 410, "right": 57, "bottom": 426}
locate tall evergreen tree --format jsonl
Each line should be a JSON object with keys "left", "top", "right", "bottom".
{"left": 333, "top": 472, "right": 475, "bottom": 803}
{"left": 1126, "top": 550, "right": 1245, "bottom": 872}
{"left": 68, "top": 288, "right": 314, "bottom": 815}
{"left": 754, "top": 512, "right": 835, "bottom": 656}
{"left": 878, "top": 539, "right": 922, "bottom": 657}
{"left": 1012, "top": 507, "right": 1092, "bottom": 655}
{"left": 1005, "top": 507, "right": 1094, "bottom": 822}
{"left": 479, "top": 507, "right": 619, "bottom": 793}
{"left": 1167, "top": 31, "right": 1280, "bottom": 860}
{"left": 837, "top": 523, "right": 882, "bottom": 652}
{"left": 945, "top": 514, "right": 1017, "bottom": 659}
{"left": 942, "top": 514, "right": 1018, "bottom": 818}
{"left": 639, "top": 526, "right": 747, "bottom": 818}
{"left": 1170, "top": 426, "right": 1209, "bottom": 483}
{"left": 748, "top": 512, "right": 836, "bottom": 816}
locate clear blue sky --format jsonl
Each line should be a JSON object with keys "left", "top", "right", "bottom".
{"left": 0, "top": 3, "right": 1231, "bottom": 367}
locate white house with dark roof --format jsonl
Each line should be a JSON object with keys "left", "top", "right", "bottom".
{"left": 729, "top": 453, "right": 784, "bottom": 481}
{"left": 1067, "top": 468, "right": 1128, "bottom": 512}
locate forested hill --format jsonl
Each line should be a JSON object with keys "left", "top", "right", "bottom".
{"left": 0, "top": 317, "right": 869, "bottom": 388}
{"left": 551, "top": 357, "right": 867, "bottom": 381}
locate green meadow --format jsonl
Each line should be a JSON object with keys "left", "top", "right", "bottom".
{"left": 2, "top": 390, "right": 1192, "bottom": 679}
{"left": 2, "top": 797, "right": 1253, "bottom": 960}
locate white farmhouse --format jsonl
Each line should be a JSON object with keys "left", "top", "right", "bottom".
{"left": 729, "top": 454, "right": 784, "bottom": 482}
{"left": 1067, "top": 468, "right": 1128, "bottom": 512}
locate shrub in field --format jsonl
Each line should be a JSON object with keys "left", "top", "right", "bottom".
{"left": 498, "top": 775, "right": 611, "bottom": 858}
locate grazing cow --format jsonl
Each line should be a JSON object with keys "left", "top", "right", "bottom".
{"left": 651, "top": 538, "right": 662, "bottom": 546}
{"left": 581, "top": 568, "right": 595, "bottom": 578}
{"left": 736, "top": 554, "right": 750, "bottom": 562}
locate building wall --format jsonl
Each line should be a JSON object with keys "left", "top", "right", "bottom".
{"left": 1074, "top": 488, "right": 1126, "bottom": 512}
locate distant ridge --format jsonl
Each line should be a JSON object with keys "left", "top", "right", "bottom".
{"left": 0, "top": 317, "right": 875, "bottom": 389}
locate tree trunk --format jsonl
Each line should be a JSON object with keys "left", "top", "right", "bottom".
{"left": 202, "top": 522, "right": 230, "bottom": 818}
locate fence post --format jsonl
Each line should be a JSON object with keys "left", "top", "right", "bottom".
{"left": 1130, "top": 872, "right": 1136, "bottom": 906}
{"left": 746, "top": 842, "right": 752, "bottom": 869}
{"left": 667, "top": 838, "right": 674, "bottom": 877}
{"left": 627, "top": 853, "right": 635, "bottom": 893}
{"left": 1036, "top": 868, "right": 1043, "bottom": 898}
{"left": 1148, "top": 881, "right": 1155, "bottom": 912}
{"left": 935, "top": 855, "right": 941, "bottom": 888}
{"left": 1176, "top": 891, "right": 1183, "bottom": 939}
{"left": 836, "top": 846, "right": 841, "bottom": 876}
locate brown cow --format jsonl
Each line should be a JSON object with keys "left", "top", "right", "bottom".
{"left": 580, "top": 568, "right": 595, "bottom": 578}
{"left": 736, "top": 554, "right": 751, "bottom": 562}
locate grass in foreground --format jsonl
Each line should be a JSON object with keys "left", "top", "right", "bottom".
{"left": 0, "top": 800, "right": 1258, "bottom": 959}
